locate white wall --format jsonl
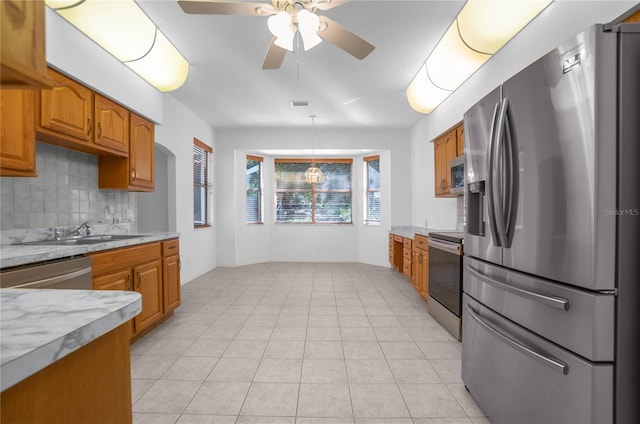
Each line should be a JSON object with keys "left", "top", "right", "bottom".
{"left": 155, "top": 96, "right": 218, "bottom": 283}
{"left": 216, "top": 128, "right": 410, "bottom": 267}
{"left": 46, "top": 9, "right": 218, "bottom": 283}
{"left": 410, "top": 0, "right": 637, "bottom": 230}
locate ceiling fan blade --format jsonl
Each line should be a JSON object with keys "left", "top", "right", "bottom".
{"left": 317, "top": 16, "right": 375, "bottom": 60}
{"left": 314, "top": 0, "right": 347, "bottom": 11}
{"left": 262, "top": 38, "right": 288, "bottom": 70}
{"left": 177, "top": 0, "right": 275, "bottom": 16}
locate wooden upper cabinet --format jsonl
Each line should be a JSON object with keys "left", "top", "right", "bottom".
{"left": 38, "top": 68, "right": 92, "bottom": 143}
{"left": 129, "top": 114, "right": 154, "bottom": 189}
{"left": 36, "top": 68, "right": 129, "bottom": 157}
{"left": 98, "top": 113, "right": 155, "bottom": 192}
{"left": 433, "top": 123, "right": 463, "bottom": 198}
{"left": 1, "top": 90, "right": 36, "bottom": 176}
{"left": 0, "top": 1, "right": 52, "bottom": 88}
{"left": 456, "top": 124, "right": 464, "bottom": 155}
{"left": 94, "top": 94, "right": 129, "bottom": 154}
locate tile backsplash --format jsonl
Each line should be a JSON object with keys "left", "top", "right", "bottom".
{"left": 0, "top": 142, "right": 137, "bottom": 231}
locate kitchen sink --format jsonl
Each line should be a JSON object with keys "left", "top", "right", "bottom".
{"left": 16, "top": 234, "right": 144, "bottom": 246}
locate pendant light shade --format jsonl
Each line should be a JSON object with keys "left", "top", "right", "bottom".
{"left": 304, "top": 115, "right": 325, "bottom": 184}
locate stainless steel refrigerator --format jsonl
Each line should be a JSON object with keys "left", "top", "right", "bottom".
{"left": 462, "top": 22, "right": 639, "bottom": 424}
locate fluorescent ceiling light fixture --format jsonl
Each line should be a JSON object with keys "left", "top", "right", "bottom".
{"left": 407, "top": 0, "right": 552, "bottom": 113}
{"left": 46, "top": 0, "right": 189, "bottom": 92}
{"left": 406, "top": 65, "right": 452, "bottom": 114}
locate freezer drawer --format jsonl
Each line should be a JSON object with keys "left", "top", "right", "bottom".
{"left": 462, "top": 294, "right": 613, "bottom": 424}
{"left": 464, "top": 256, "right": 614, "bottom": 361}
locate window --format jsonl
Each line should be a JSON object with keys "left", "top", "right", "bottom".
{"left": 275, "top": 159, "right": 352, "bottom": 224}
{"left": 364, "top": 155, "right": 381, "bottom": 224}
{"left": 246, "top": 155, "right": 263, "bottom": 223}
{"left": 193, "top": 138, "right": 212, "bottom": 228}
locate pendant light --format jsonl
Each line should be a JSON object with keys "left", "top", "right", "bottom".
{"left": 304, "top": 115, "right": 325, "bottom": 184}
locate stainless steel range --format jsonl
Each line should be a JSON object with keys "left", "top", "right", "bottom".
{"left": 427, "top": 231, "right": 464, "bottom": 340}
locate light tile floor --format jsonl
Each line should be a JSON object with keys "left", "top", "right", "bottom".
{"left": 131, "top": 262, "right": 490, "bottom": 424}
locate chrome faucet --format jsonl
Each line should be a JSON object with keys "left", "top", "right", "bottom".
{"left": 70, "top": 220, "right": 102, "bottom": 237}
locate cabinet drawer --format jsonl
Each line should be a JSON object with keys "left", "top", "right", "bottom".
{"left": 162, "top": 239, "right": 179, "bottom": 256}
{"left": 403, "top": 248, "right": 412, "bottom": 260}
{"left": 414, "top": 234, "right": 429, "bottom": 251}
{"left": 393, "top": 234, "right": 402, "bottom": 242}
{"left": 89, "top": 242, "right": 162, "bottom": 276}
{"left": 403, "top": 259, "right": 412, "bottom": 276}
{"left": 403, "top": 238, "right": 412, "bottom": 250}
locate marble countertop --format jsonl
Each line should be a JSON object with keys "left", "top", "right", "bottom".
{"left": 0, "top": 232, "right": 179, "bottom": 269}
{"left": 0, "top": 289, "right": 141, "bottom": 391}
{"left": 389, "top": 225, "right": 456, "bottom": 239}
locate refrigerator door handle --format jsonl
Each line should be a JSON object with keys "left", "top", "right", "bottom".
{"left": 502, "top": 98, "right": 518, "bottom": 248}
{"left": 486, "top": 102, "right": 502, "bottom": 247}
{"left": 465, "top": 303, "right": 569, "bottom": 375}
{"left": 493, "top": 98, "right": 509, "bottom": 248}
{"left": 466, "top": 265, "right": 570, "bottom": 310}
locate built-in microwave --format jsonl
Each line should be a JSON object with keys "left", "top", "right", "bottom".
{"left": 450, "top": 155, "right": 464, "bottom": 195}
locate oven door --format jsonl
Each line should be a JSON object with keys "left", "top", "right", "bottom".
{"left": 428, "top": 238, "right": 463, "bottom": 316}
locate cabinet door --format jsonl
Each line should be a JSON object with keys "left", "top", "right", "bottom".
{"left": 38, "top": 68, "right": 92, "bottom": 142}
{"left": 163, "top": 254, "right": 181, "bottom": 313}
{"left": 1, "top": 90, "right": 36, "bottom": 176}
{"left": 94, "top": 93, "right": 129, "bottom": 154}
{"left": 443, "top": 129, "right": 457, "bottom": 191}
{"left": 133, "top": 259, "right": 163, "bottom": 334}
{"left": 419, "top": 250, "right": 429, "bottom": 300}
{"left": 434, "top": 137, "right": 444, "bottom": 195}
{"left": 129, "top": 114, "right": 154, "bottom": 190}
{"left": 1, "top": 0, "right": 51, "bottom": 88}
{"left": 456, "top": 124, "right": 465, "bottom": 155}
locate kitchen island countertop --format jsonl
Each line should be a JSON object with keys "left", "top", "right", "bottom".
{"left": 0, "top": 288, "right": 141, "bottom": 392}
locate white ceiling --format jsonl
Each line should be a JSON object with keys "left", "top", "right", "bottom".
{"left": 136, "top": 0, "right": 466, "bottom": 129}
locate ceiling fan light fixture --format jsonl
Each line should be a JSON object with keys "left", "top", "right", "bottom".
{"left": 297, "top": 9, "right": 323, "bottom": 51}
{"left": 268, "top": 11, "right": 295, "bottom": 51}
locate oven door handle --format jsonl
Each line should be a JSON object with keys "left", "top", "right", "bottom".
{"left": 428, "top": 239, "right": 462, "bottom": 255}
{"left": 465, "top": 303, "right": 569, "bottom": 375}
{"left": 466, "top": 265, "right": 570, "bottom": 311}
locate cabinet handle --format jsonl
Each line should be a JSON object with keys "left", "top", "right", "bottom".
{"left": 87, "top": 118, "right": 92, "bottom": 135}
{"left": 127, "top": 274, "right": 132, "bottom": 290}
{"left": 131, "top": 168, "right": 136, "bottom": 179}
{"left": 136, "top": 272, "right": 141, "bottom": 289}
{"left": 98, "top": 122, "right": 102, "bottom": 138}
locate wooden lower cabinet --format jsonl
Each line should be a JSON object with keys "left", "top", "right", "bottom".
{"left": 133, "top": 259, "right": 163, "bottom": 334}
{"left": 413, "top": 234, "right": 429, "bottom": 301}
{"left": 163, "top": 239, "right": 181, "bottom": 313}
{"left": 0, "top": 323, "right": 133, "bottom": 424}
{"left": 89, "top": 239, "right": 180, "bottom": 339}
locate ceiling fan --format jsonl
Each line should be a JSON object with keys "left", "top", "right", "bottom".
{"left": 177, "top": 0, "right": 375, "bottom": 69}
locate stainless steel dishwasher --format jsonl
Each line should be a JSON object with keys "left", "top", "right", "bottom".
{"left": 0, "top": 256, "right": 92, "bottom": 289}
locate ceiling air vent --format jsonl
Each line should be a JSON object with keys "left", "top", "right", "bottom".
{"left": 290, "top": 100, "right": 310, "bottom": 107}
